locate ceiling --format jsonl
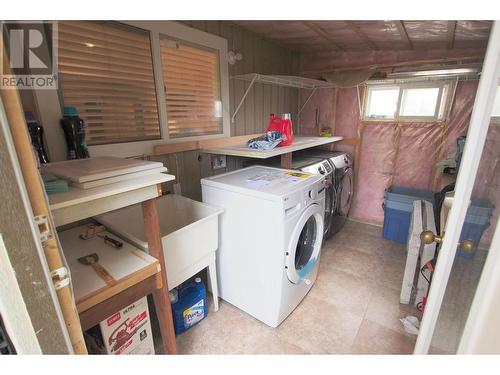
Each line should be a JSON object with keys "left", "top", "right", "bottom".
{"left": 233, "top": 21, "right": 492, "bottom": 54}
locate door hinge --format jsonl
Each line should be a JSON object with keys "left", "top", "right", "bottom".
{"left": 51, "top": 267, "right": 70, "bottom": 290}
{"left": 34, "top": 214, "right": 52, "bottom": 242}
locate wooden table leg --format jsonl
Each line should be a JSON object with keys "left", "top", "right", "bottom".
{"left": 142, "top": 199, "right": 177, "bottom": 354}
{"left": 281, "top": 152, "right": 292, "bottom": 169}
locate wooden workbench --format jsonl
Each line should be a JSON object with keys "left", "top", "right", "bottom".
{"left": 48, "top": 172, "right": 178, "bottom": 354}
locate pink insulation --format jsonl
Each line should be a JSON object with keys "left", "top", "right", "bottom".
{"left": 393, "top": 124, "right": 443, "bottom": 189}
{"left": 350, "top": 124, "right": 397, "bottom": 223}
{"left": 474, "top": 123, "right": 500, "bottom": 245}
{"left": 298, "top": 89, "right": 336, "bottom": 136}
{"left": 298, "top": 80, "right": 499, "bottom": 246}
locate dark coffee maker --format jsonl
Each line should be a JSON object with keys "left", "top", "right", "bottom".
{"left": 60, "top": 106, "right": 89, "bottom": 160}
{"left": 25, "top": 111, "right": 49, "bottom": 164}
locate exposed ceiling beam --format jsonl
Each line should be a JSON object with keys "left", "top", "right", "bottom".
{"left": 395, "top": 21, "right": 414, "bottom": 50}
{"left": 344, "top": 21, "right": 379, "bottom": 51}
{"left": 447, "top": 21, "right": 457, "bottom": 49}
{"left": 301, "top": 21, "right": 346, "bottom": 51}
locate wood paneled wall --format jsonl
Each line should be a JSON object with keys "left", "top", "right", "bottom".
{"left": 151, "top": 21, "right": 300, "bottom": 201}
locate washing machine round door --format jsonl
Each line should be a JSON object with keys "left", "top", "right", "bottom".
{"left": 286, "top": 203, "right": 324, "bottom": 284}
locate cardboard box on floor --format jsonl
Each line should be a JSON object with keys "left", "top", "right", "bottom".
{"left": 84, "top": 297, "right": 155, "bottom": 355}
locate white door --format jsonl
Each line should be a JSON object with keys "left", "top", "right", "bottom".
{"left": 414, "top": 21, "right": 500, "bottom": 354}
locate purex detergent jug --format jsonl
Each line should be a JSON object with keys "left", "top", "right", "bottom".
{"left": 266, "top": 113, "right": 294, "bottom": 147}
{"left": 171, "top": 277, "right": 207, "bottom": 335}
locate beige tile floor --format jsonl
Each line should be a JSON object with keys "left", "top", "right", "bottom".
{"left": 152, "top": 219, "right": 420, "bottom": 354}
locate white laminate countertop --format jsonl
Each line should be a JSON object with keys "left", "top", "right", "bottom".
{"left": 200, "top": 136, "right": 344, "bottom": 159}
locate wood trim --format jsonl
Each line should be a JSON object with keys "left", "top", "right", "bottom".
{"left": 153, "top": 133, "right": 262, "bottom": 155}
{"left": 331, "top": 88, "right": 338, "bottom": 136}
{"left": 78, "top": 273, "right": 161, "bottom": 331}
{"left": 338, "top": 138, "right": 359, "bottom": 146}
{"left": 301, "top": 21, "right": 345, "bottom": 52}
{"left": 395, "top": 21, "right": 414, "bottom": 50}
{"left": 142, "top": 199, "right": 177, "bottom": 354}
{"left": 353, "top": 85, "right": 366, "bottom": 213}
{"left": 344, "top": 21, "right": 379, "bottom": 51}
{"left": 1, "top": 44, "right": 87, "bottom": 354}
{"left": 447, "top": 21, "right": 457, "bottom": 50}
{"left": 154, "top": 141, "right": 198, "bottom": 155}
{"left": 198, "top": 133, "right": 262, "bottom": 148}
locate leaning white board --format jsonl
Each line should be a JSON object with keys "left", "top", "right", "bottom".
{"left": 42, "top": 157, "right": 164, "bottom": 183}
{"left": 400, "top": 200, "right": 437, "bottom": 307}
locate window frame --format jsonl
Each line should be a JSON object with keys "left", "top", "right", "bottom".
{"left": 73, "top": 21, "right": 230, "bottom": 157}
{"left": 363, "top": 81, "right": 452, "bottom": 123}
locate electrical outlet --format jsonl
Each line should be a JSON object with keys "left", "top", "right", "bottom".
{"left": 211, "top": 155, "right": 227, "bottom": 170}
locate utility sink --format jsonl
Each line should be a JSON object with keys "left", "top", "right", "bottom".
{"left": 96, "top": 194, "right": 223, "bottom": 290}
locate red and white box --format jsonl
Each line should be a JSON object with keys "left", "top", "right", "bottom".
{"left": 85, "top": 297, "right": 155, "bottom": 355}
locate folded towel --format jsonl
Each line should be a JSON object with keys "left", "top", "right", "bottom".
{"left": 42, "top": 173, "right": 69, "bottom": 195}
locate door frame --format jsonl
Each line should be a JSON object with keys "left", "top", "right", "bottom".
{"left": 414, "top": 21, "right": 500, "bottom": 354}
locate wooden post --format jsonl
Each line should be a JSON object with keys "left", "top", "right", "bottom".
{"left": 142, "top": 199, "right": 177, "bottom": 354}
{"left": 281, "top": 152, "right": 293, "bottom": 169}
{"left": 331, "top": 88, "right": 338, "bottom": 136}
{"left": 1, "top": 43, "right": 87, "bottom": 354}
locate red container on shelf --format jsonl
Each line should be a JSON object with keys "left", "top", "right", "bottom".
{"left": 266, "top": 113, "right": 293, "bottom": 147}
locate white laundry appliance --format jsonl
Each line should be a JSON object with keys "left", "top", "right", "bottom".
{"left": 201, "top": 166, "right": 325, "bottom": 327}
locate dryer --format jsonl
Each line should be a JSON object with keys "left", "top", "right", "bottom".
{"left": 297, "top": 150, "right": 354, "bottom": 237}
{"left": 201, "top": 166, "right": 325, "bottom": 327}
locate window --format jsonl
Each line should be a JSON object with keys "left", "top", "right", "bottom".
{"left": 160, "top": 37, "right": 222, "bottom": 138}
{"left": 364, "top": 82, "right": 450, "bottom": 121}
{"left": 58, "top": 21, "right": 160, "bottom": 145}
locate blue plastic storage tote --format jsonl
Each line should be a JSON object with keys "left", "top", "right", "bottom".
{"left": 171, "top": 277, "right": 207, "bottom": 335}
{"left": 382, "top": 200, "right": 413, "bottom": 244}
{"left": 384, "top": 186, "right": 435, "bottom": 205}
{"left": 382, "top": 186, "right": 435, "bottom": 244}
{"left": 382, "top": 186, "right": 493, "bottom": 257}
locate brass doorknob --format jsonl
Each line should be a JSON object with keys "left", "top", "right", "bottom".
{"left": 420, "top": 230, "right": 443, "bottom": 245}
{"left": 420, "top": 230, "right": 476, "bottom": 252}
{"left": 459, "top": 239, "right": 475, "bottom": 253}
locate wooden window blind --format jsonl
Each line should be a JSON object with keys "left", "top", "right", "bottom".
{"left": 160, "top": 36, "right": 223, "bottom": 138}
{"left": 57, "top": 21, "right": 160, "bottom": 145}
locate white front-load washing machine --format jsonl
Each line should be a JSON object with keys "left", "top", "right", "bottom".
{"left": 201, "top": 166, "right": 325, "bottom": 328}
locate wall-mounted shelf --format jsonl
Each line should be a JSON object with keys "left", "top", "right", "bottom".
{"left": 231, "top": 73, "right": 335, "bottom": 123}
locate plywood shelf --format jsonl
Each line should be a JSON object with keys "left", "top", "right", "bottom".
{"left": 48, "top": 173, "right": 175, "bottom": 227}
{"left": 200, "top": 136, "right": 344, "bottom": 159}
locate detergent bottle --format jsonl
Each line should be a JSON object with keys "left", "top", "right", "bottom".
{"left": 280, "top": 113, "right": 294, "bottom": 147}
{"left": 266, "top": 113, "right": 293, "bottom": 147}
{"left": 171, "top": 277, "right": 207, "bottom": 334}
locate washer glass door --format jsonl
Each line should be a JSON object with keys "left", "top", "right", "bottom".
{"left": 286, "top": 204, "right": 324, "bottom": 284}
{"left": 323, "top": 174, "right": 334, "bottom": 233}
